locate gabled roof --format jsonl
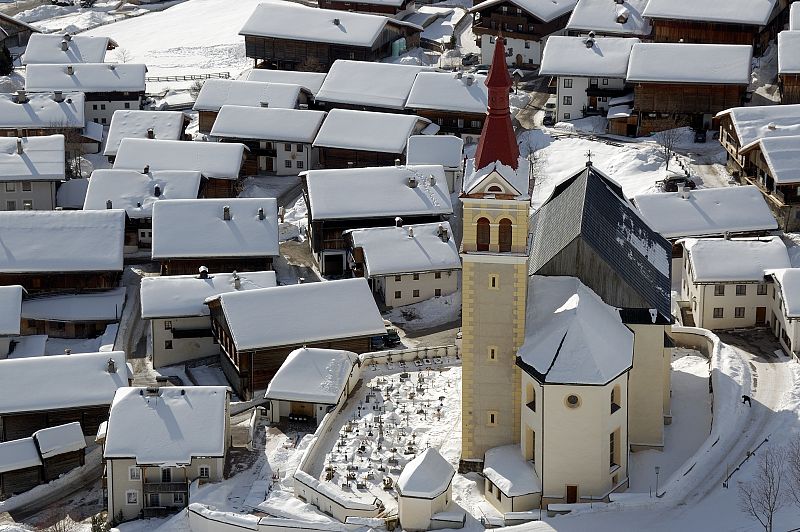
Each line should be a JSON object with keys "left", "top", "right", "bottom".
{"left": 210, "top": 106, "right": 326, "bottom": 144}
{"left": 463, "top": 159, "right": 528, "bottom": 198}
{"left": 316, "top": 60, "right": 431, "bottom": 110}
{"left": 25, "top": 63, "right": 147, "bottom": 93}
{"left": 642, "top": 0, "right": 777, "bottom": 26}
{"left": 778, "top": 31, "right": 800, "bottom": 75}
{"left": 566, "top": 0, "right": 650, "bottom": 36}
{"left": 0, "top": 12, "right": 40, "bottom": 35}
{"left": 265, "top": 347, "right": 359, "bottom": 405}
{"left": 0, "top": 351, "right": 129, "bottom": 415}
{"left": 716, "top": 104, "right": 800, "bottom": 150}
{"left": 469, "top": 0, "right": 577, "bottom": 23}
{"left": 305, "top": 164, "right": 452, "bottom": 220}
{"left": 208, "top": 278, "right": 385, "bottom": 351}
{"left": 626, "top": 43, "right": 752, "bottom": 85}
{"left": 35, "top": 422, "right": 86, "bottom": 459}
{"left": 0, "top": 438, "right": 40, "bottom": 474}
{"left": 518, "top": 275, "right": 634, "bottom": 385}
{"left": 141, "top": 271, "right": 276, "bottom": 319}
{"left": 23, "top": 34, "right": 109, "bottom": 65}
{"left": 245, "top": 69, "right": 327, "bottom": 95}
{"left": 193, "top": 79, "right": 304, "bottom": 112}
{"left": 104, "top": 386, "right": 228, "bottom": 465}
{"left": 683, "top": 236, "right": 789, "bottom": 283}
{"left": 113, "top": 139, "right": 245, "bottom": 179}
{"left": 0, "top": 135, "right": 65, "bottom": 182}
{"left": 632, "top": 185, "right": 777, "bottom": 239}
{"left": 21, "top": 287, "right": 126, "bottom": 322}
{"left": 406, "top": 71, "right": 488, "bottom": 113}
{"left": 151, "top": 198, "right": 279, "bottom": 260}
{"left": 529, "top": 165, "right": 672, "bottom": 319}
{"left": 349, "top": 222, "right": 461, "bottom": 277}
{"left": 313, "top": 109, "right": 433, "bottom": 153}
{"left": 104, "top": 110, "right": 186, "bottom": 157}
{"left": 540, "top": 36, "right": 639, "bottom": 78}
{"left": 741, "top": 135, "right": 800, "bottom": 184}
{"left": 0, "top": 285, "right": 24, "bottom": 336}
{"left": 84, "top": 169, "right": 202, "bottom": 219}
{"left": 767, "top": 268, "right": 800, "bottom": 318}
{"left": 406, "top": 135, "right": 463, "bottom": 169}
{"left": 397, "top": 448, "right": 454, "bottom": 498}
{"left": 0, "top": 92, "right": 85, "bottom": 128}
{"left": 483, "top": 445, "right": 540, "bottom": 497}
{"left": 0, "top": 210, "right": 125, "bottom": 273}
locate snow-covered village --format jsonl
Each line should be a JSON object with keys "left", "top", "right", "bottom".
{"left": 4, "top": 0, "right": 800, "bottom": 531}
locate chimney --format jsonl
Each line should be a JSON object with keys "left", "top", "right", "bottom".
{"left": 155, "top": 376, "right": 169, "bottom": 387}
{"left": 136, "top": 202, "right": 142, "bottom": 208}
{"left": 145, "top": 386, "right": 161, "bottom": 396}
{"left": 333, "top": 18, "right": 340, "bottom": 25}
{"left": 233, "top": 271, "right": 241, "bottom": 290}
{"left": 585, "top": 36, "right": 595, "bottom": 48}
{"left": 437, "top": 223, "right": 450, "bottom": 242}
{"left": 465, "top": 75, "right": 474, "bottom": 86}
{"left": 407, "top": 175, "right": 418, "bottom": 188}
{"left": 429, "top": 174, "right": 436, "bottom": 186}
{"left": 53, "top": 91, "right": 64, "bottom": 103}
{"left": 678, "top": 185, "right": 691, "bottom": 199}
{"left": 395, "top": 216, "right": 403, "bottom": 227}
{"left": 61, "top": 39, "right": 68, "bottom": 51}
{"left": 64, "top": 348, "right": 72, "bottom": 356}
{"left": 724, "top": 231, "right": 731, "bottom": 241}
{"left": 768, "top": 122, "right": 777, "bottom": 130}
{"left": 407, "top": 227, "right": 414, "bottom": 238}
{"left": 106, "top": 357, "right": 117, "bottom": 373}
{"left": 106, "top": 199, "right": 112, "bottom": 209}
{"left": 455, "top": 71, "right": 462, "bottom": 79}
{"left": 260, "top": 101, "right": 269, "bottom": 108}
{"left": 109, "top": 64, "right": 115, "bottom": 71}
{"left": 154, "top": 184, "right": 161, "bottom": 197}
{"left": 143, "top": 164, "right": 150, "bottom": 173}
{"left": 15, "top": 90, "right": 27, "bottom": 104}
{"left": 258, "top": 207, "right": 265, "bottom": 220}
{"left": 146, "top": 128, "right": 155, "bottom": 139}
{"left": 63, "top": 33, "right": 72, "bottom": 42}
{"left": 16, "top": 139, "right": 23, "bottom": 155}
{"left": 66, "top": 65, "right": 74, "bottom": 75}
{"left": 395, "top": 158, "right": 401, "bottom": 167}
{"left": 198, "top": 266, "right": 209, "bottom": 279}
{"left": 223, "top": 205, "right": 231, "bottom": 221}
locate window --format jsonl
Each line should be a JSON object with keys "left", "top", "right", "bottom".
{"left": 165, "top": 340, "right": 173, "bottom": 349}
{"left": 517, "top": 24, "right": 523, "bottom": 31}
{"left": 489, "top": 274, "right": 498, "bottom": 289}
{"left": 563, "top": 113, "right": 570, "bottom": 120}
{"left": 489, "top": 36, "right": 495, "bottom": 44}
{"left": 488, "top": 347, "right": 496, "bottom": 361}
{"left": 602, "top": 78, "right": 609, "bottom": 85}
{"left": 161, "top": 468, "right": 172, "bottom": 483}
{"left": 611, "top": 385, "right": 620, "bottom": 413}
{"left": 413, "top": 289, "right": 420, "bottom": 297}
{"left": 101, "top": 118, "right": 107, "bottom": 124}
{"left": 735, "top": 307, "right": 745, "bottom": 318}
{"left": 165, "top": 320, "right": 172, "bottom": 330}
{"left": 437, "top": 117, "right": 444, "bottom": 125}
{"left": 100, "top": 104, "right": 106, "bottom": 110}
{"left": 470, "top": 120, "right": 481, "bottom": 128}
{"left": 199, "top": 466, "right": 210, "bottom": 479}
{"left": 498, "top": 218, "right": 512, "bottom": 252}
{"left": 487, "top": 411, "right": 498, "bottom": 426}
{"left": 296, "top": 160, "right": 304, "bottom": 169}
{"left": 563, "top": 96, "right": 572, "bottom": 106}
{"left": 610, "top": 430, "right": 620, "bottom": 468}
{"left": 501, "top": 5, "right": 507, "bottom": 11}
{"left": 296, "top": 144, "right": 304, "bottom": 152}
{"left": 457, "top": 118, "right": 465, "bottom": 128}
{"left": 126, "top": 490, "right": 139, "bottom": 505}
{"left": 173, "top": 493, "right": 185, "bottom": 504}
{"left": 435, "top": 288, "right": 442, "bottom": 297}
{"left": 565, "top": 394, "right": 580, "bottom": 408}
{"left": 563, "top": 78, "right": 573, "bottom": 88}
{"left": 525, "top": 41, "right": 530, "bottom": 49}
{"left": 476, "top": 217, "right": 490, "bottom": 251}
{"left": 736, "top": 284, "right": 747, "bottom": 296}
{"left": 349, "top": 52, "right": 355, "bottom": 59}
{"left": 395, "top": 275, "right": 402, "bottom": 282}
{"left": 413, "top": 273, "right": 420, "bottom": 281}
{"left": 6, "top": 200, "right": 15, "bottom": 211}
{"left": 757, "top": 283, "right": 767, "bottom": 295}
{"left": 21, "top": 181, "right": 31, "bottom": 192}
{"left": 394, "top": 291, "right": 401, "bottom": 299}
{"left": 516, "top": 7, "right": 522, "bottom": 14}
{"left": 714, "top": 284, "right": 725, "bottom": 296}
{"left": 129, "top": 466, "right": 141, "bottom": 481}
{"left": 124, "top": 102, "right": 131, "bottom": 109}
{"left": 5, "top": 182, "right": 14, "bottom": 192}
{"left": 284, "top": 143, "right": 292, "bottom": 151}
{"left": 526, "top": 382, "right": 535, "bottom": 411}
{"left": 713, "top": 308, "right": 724, "bottom": 318}
{"left": 590, "top": 78, "right": 598, "bottom": 86}
{"left": 285, "top": 160, "right": 292, "bottom": 168}
{"left": 22, "top": 200, "right": 32, "bottom": 210}
{"left": 92, "top": 104, "right": 98, "bottom": 110}
{"left": 434, "top": 272, "right": 441, "bottom": 279}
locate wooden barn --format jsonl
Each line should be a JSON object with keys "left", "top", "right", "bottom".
{"left": 0, "top": 351, "right": 129, "bottom": 441}
{"left": 20, "top": 288, "right": 125, "bottom": 339}
{"left": 0, "top": 12, "right": 39, "bottom": 48}
{"left": 206, "top": 278, "right": 385, "bottom": 400}
{"left": 318, "top": 0, "right": 414, "bottom": 16}
{"left": 779, "top": 30, "right": 800, "bottom": 104}
{"left": 239, "top": 2, "right": 421, "bottom": 72}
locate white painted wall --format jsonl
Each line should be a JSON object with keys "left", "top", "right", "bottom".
{"left": 0, "top": 181, "right": 57, "bottom": 211}
{"left": 555, "top": 76, "right": 626, "bottom": 121}
{"left": 87, "top": 97, "right": 141, "bottom": 126}
{"left": 373, "top": 270, "right": 459, "bottom": 307}
{"left": 150, "top": 316, "right": 218, "bottom": 369}
{"left": 480, "top": 35, "right": 541, "bottom": 68}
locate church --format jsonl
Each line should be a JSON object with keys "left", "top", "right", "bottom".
{"left": 460, "top": 36, "right": 674, "bottom": 511}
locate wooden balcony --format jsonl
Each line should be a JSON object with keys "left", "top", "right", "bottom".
{"left": 143, "top": 481, "right": 189, "bottom": 494}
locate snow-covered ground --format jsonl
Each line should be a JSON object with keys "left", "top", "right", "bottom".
{"left": 384, "top": 290, "right": 461, "bottom": 331}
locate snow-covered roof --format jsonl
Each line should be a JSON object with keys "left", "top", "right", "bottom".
{"left": 314, "top": 109, "right": 432, "bottom": 153}
{"left": 779, "top": 31, "right": 800, "bottom": 74}
{"left": 103, "top": 110, "right": 186, "bottom": 157}
{"left": 25, "top": 63, "right": 147, "bottom": 93}
{"left": 113, "top": 139, "right": 245, "bottom": 179}
{"left": 717, "top": 104, "right": 800, "bottom": 150}
{"left": 792, "top": 2, "right": 800, "bottom": 30}
{"left": 84, "top": 169, "right": 202, "bottom": 219}
{"left": 566, "top": 0, "right": 650, "bottom": 36}
{"left": 0, "top": 285, "right": 24, "bottom": 336}
{"left": 21, "top": 288, "right": 127, "bottom": 322}
{"left": 305, "top": 165, "right": 452, "bottom": 220}
{"left": 606, "top": 104, "right": 632, "bottom": 118}
{"left": 349, "top": 222, "right": 461, "bottom": 276}
{"left": 642, "top": 0, "right": 777, "bottom": 25}
{"left": 265, "top": 347, "right": 358, "bottom": 405}
{"left": 104, "top": 386, "right": 228, "bottom": 464}
{"left": 518, "top": 276, "right": 634, "bottom": 385}
{"left": 626, "top": 43, "right": 752, "bottom": 85}
{"left": 193, "top": 79, "right": 303, "bottom": 112}
{"left": 316, "top": 61, "right": 430, "bottom": 110}
{"left": 483, "top": 445, "right": 540, "bottom": 497}
{"left": 406, "top": 135, "right": 463, "bottom": 169}
{"left": 406, "top": 71, "right": 488, "bottom": 113}
{"left": 540, "top": 36, "right": 639, "bottom": 78}
{"left": 742, "top": 136, "right": 800, "bottom": 184}
{"left": 210, "top": 106, "right": 326, "bottom": 143}
{"left": 0, "top": 351, "right": 129, "bottom": 415}
{"left": 0, "top": 92, "right": 85, "bottom": 129}
{"left": 34, "top": 422, "right": 86, "bottom": 460}
{"left": 151, "top": 198, "right": 279, "bottom": 260}
{"left": 470, "top": 0, "right": 578, "bottom": 23}
{"left": 767, "top": 269, "right": 800, "bottom": 318}
{"left": 0, "top": 438, "right": 40, "bottom": 474}
{"left": 7, "top": 335, "right": 48, "bottom": 359}
{"left": 209, "top": 278, "right": 385, "bottom": 351}
{"left": 140, "top": 271, "right": 277, "bottom": 319}
{"left": 0, "top": 210, "right": 125, "bottom": 273}
{"left": 0, "top": 135, "right": 65, "bottom": 182}
{"left": 684, "top": 237, "right": 790, "bottom": 282}
{"left": 463, "top": 158, "right": 529, "bottom": 199}
{"left": 245, "top": 69, "right": 327, "bottom": 95}
{"left": 633, "top": 186, "right": 777, "bottom": 239}
{"left": 396, "top": 448, "right": 454, "bottom": 498}
{"left": 239, "top": 1, "right": 412, "bottom": 47}
{"left": 56, "top": 177, "right": 88, "bottom": 209}
{"left": 23, "top": 34, "right": 110, "bottom": 65}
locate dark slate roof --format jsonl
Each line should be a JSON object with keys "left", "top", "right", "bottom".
{"left": 529, "top": 164, "right": 672, "bottom": 320}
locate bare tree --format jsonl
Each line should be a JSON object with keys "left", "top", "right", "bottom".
{"left": 49, "top": 121, "right": 86, "bottom": 179}
{"left": 113, "top": 47, "right": 133, "bottom": 64}
{"left": 738, "top": 446, "right": 788, "bottom": 532}
{"left": 298, "top": 57, "right": 325, "bottom": 73}
{"left": 653, "top": 127, "right": 683, "bottom": 172}
{"left": 784, "top": 439, "right": 800, "bottom": 507}
{"left": 189, "top": 79, "right": 205, "bottom": 99}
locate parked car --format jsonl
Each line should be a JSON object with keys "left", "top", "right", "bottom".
{"left": 694, "top": 129, "right": 707, "bottom": 143}
{"left": 542, "top": 113, "right": 556, "bottom": 127}
{"left": 462, "top": 53, "right": 480, "bottom": 66}
{"left": 659, "top": 173, "right": 697, "bottom": 192}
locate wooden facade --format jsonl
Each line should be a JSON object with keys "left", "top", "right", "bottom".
{"left": 651, "top": 19, "right": 759, "bottom": 47}
{"left": 633, "top": 83, "right": 746, "bottom": 135}
{"left": 412, "top": 109, "right": 484, "bottom": 138}
{"left": 159, "top": 257, "right": 274, "bottom": 277}
{"left": 198, "top": 110, "right": 218, "bottom": 135}
{"left": 472, "top": 3, "right": 572, "bottom": 43}
{"left": 0, "top": 271, "right": 120, "bottom": 294}
{"left": 21, "top": 317, "right": 114, "bottom": 339}
{"left": 1, "top": 405, "right": 110, "bottom": 441}
{"left": 738, "top": 142, "right": 800, "bottom": 231}
{"left": 317, "top": 146, "right": 402, "bottom": 169}
{"left": 0, "top": 14, "right": 38, "bottom": 48}
{"left": 780, "top": 73, "right": 800, "bottom": 104}
{"left": 200, "top": 177, "right": 241, "bottom": 199}
{"left": 0, "top": 449, "right": 85, "bottom": 497}
{"left": 318, "top": 0, "right": 413, "bottom": 16}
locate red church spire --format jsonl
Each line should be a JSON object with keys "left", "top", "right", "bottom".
{"left": 473, "top": 36, "right": 519, "bottom": 171}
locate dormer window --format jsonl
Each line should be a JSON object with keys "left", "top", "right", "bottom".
{"left": 487, "top": 185, "right": 503, "bottom": 193}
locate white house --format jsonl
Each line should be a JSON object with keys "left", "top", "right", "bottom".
{"left": 347, "top": 221, "right": 461, "bottom": 308}
{"left": 245, "top": 69, "right": 327, "bottom": 96}
{"left": 483, "top": 445, "right": 540, "bottom": 513}
{"left": 22, "top": 33, "right": 112, "bottom": 65}
{"left": 264, "top": 347, "right": 360, "bottom": 425}
{"left": 103, "top": 386, "right": 231, "bottom": 521}
{"left": 540, "top": 36, "right": 638, "bottom": 122}
{"left": 0, "top": 285, "right": 24, "bottom": 358}
{"left": 0, "top": 135, "right": 65, "bottom": 211}
{"left": 139, "top": 270, "right": 276, "bottom": 368}
{"left": 0, "top": 92, "right": 98, "bottom": 152}
{"left": 565, "top": 0, "right": 651, "bottom": 37}
{"left": 406, "top": 135, "right": 464, "bottom": 192}
{"left": 210, "top": 106, "right": 326, "bottom": 176}
{"left": 766, "top": 269, "right": 800, "bottom": 357}
{"left": 680, "top": 237, "right": 790, "bottom": 329}
{"left": 396, "top": 448, "right": 459, "bottom": 532}
{"left": 25, "top": 63, "right": 147, "bottom": 125}
{"left": 103, "top": 110, "right": 187, "bottom": 162}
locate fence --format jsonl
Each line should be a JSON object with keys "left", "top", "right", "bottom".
{"left": 145, "top": 72, "right": 231, "bottom": 82}
{"left": 187, "top": 503, "right": 349, "bottom": 532}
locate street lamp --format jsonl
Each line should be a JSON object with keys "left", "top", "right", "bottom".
{"left": 655, "top": 466, "right": 661, "bottom": 496}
